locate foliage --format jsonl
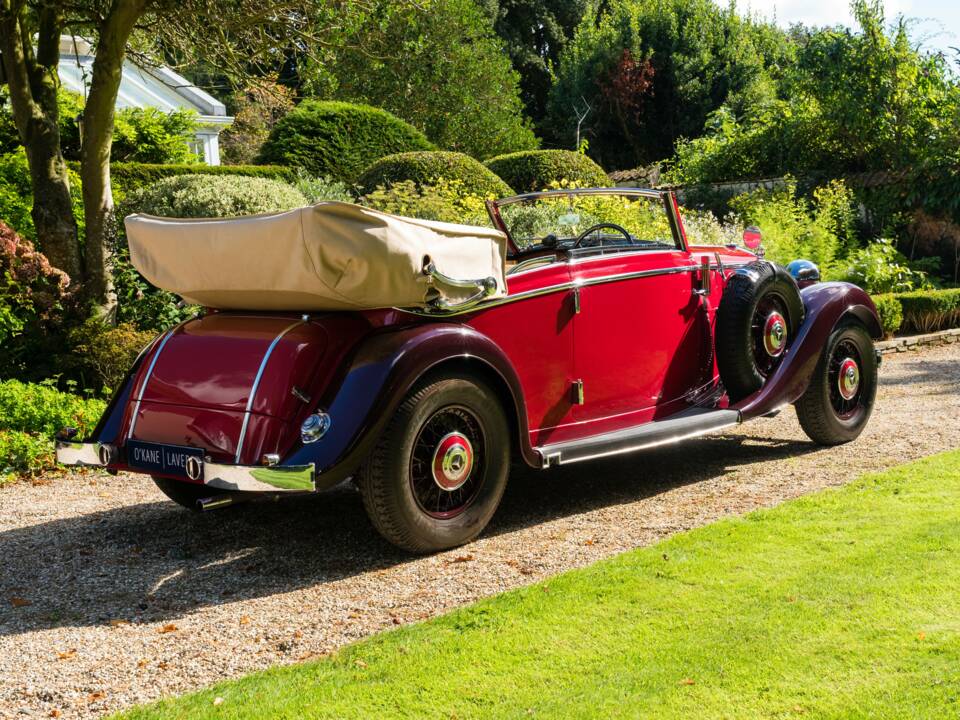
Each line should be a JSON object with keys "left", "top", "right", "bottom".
{"left": 871, "top": 294, "right": 903, "bottom": 337}
{"left": 112, "top": 242, "right": 196, "bottom": 333}
{"left": 842, "top": 239, "right": 929, "bottom": 294}
{"left": 105, "top": 162, "right": 296, "bottom": 198}
{"left": 358, "top": 151, "right": 513, "bottom": 198}
{"left": 123, "top": 173, "right": 307, "bottom": 219}
{"left": 668, "top": 2, "right": 960, "bottom": 184}
{"left": 0, "top": 222, "right": 77, "bottom": 382}
{"left": 479, "top": 0, "right": 591, "bottom": 125}
{"left": 220, "top": 80, "right": 295, "bottom": 165}
{"left": 0, "top": 150, "right": 85, "bottom": 245}
{"left": 894, "top": 288, "right": 960, "bottom": 334}
{"left": 728, "top": 179, "right": 855, "bottom": 277}
{"left": 484, "top": 150, "right": 608, "bottom": 193}
{"left": 68, "top": 318, "right": 154, "bottom": 393}
{"left": 547, "top": 0, "right": 791, "bottom": 169}
{"left": 110, "top": 107, "right": 200, "bottom": 164}
{"left": 362, "top": 179, "right": 491, "bottom": 226}
{"left": 678, "top": 208, "right": 743, "bottom": 247}
{"left": 258, "top": 100, "right": 433, "bottom": 181}
{"left": 122, "top": 449, "right": 960, "bottom": 719}
{"left": 307, "top": 0, "right": 538, "bottom": 160}
{"left": 291, "top": 171, "right": 355, "bottom": 204}
{"left": 0, "top": 379, "right": 106, "bottom": 482}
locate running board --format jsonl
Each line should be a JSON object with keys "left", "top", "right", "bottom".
{"left": 536, "top": 408, "right": 741, "bottom": 468}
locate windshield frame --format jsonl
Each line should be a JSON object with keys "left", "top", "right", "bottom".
{"left": 486, "top": 187, "right": 686, "bottom": 257}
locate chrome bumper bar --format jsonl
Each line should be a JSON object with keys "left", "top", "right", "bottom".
{"left": 55, "top": 441, "right": 315, "bottom": 493}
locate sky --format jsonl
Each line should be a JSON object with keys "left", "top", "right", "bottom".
{"left": 732, "top": 0, "right": 960, "bottom": 58}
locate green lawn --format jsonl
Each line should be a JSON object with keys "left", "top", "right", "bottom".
{"left": 121, "top": 450, "right": 960, "bottom": 719}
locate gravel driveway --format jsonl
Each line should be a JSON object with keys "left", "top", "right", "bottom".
{"left": 1, "top": 342, "right": 959, "bottom": 718}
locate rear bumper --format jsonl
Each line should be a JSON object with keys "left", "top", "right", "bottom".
{"left": 55, "top": 441, "right": 316, "bottom": 493}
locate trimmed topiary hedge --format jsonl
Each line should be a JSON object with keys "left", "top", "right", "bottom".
{"left": 873, "top": 288, "right": 960, "bottom": 337}
{"left": 484, "top": 150, "right": 608, "bottom": 193}
{"left": 258, "top": 100, "right": 434, "bottom": 181}
{"left": 358, "top": 151, "right": 512, "bottom": 198}
{"left": 66, "top": 161, "right": 297, "bottom": 197}
{"left": 123, "top": 173, "right": 307, "bottom": 219}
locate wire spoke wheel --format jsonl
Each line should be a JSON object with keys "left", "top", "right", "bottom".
{"left": 828, "top": 339, "right": 863, "bottom": 420}
{"left": 410, "top": 405, "right": 486, "bottom": 519}
{"left": 750, "top": 294, "right": 789, "bottom": 378}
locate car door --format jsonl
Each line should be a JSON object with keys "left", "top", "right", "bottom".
{"left": 467, "top": 258, "right": 578, "bottom": 447}
{"left": 570, "top": 248, "right": 711, "bottom": 434}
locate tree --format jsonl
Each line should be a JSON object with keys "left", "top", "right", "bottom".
{"left": 0, "top": 0, "right": 379, "bottom": 314}
{"left": 546, "top": 0, "right": 791, "bottom": 170}
{"left": 307, "top": 0, "right": 538, "bottom": 160}
{"left": 479, "top": 0, "right": 592, "bottom": 126}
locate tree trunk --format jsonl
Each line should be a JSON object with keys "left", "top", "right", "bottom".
{"left": 80, "top": 0, "right": 147, "bottom": 314}
{"left": 0, "top": 4, "right": 81, "bottom": 283}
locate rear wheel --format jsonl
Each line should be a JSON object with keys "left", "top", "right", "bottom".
{"left": 152, "top": 476, "right": 215, "bottom": 510}
{"left": 795, "top": 321, "right": 877, "bottom": 445}
{"left": 357, "top": 374, "right": 510, "bottom": 553}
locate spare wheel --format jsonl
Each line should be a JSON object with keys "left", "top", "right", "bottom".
{"left": 716, "top": 261, "right": 803, "bottom": 402}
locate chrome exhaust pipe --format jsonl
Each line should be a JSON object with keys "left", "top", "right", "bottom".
{"left": 196, "top": 494, "right": 237, "bottom": 511}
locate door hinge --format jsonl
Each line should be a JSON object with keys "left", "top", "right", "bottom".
{"left": 572, "top": 379, "right": 585, "bottom": 405}
{"left": 572, "top": 286, "right": 581, "bottom": 314}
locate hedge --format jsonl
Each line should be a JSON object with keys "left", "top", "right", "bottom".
{"left": 64, "top": 162, "right": 297, "bottom": 196}
{"left": 258, "top": 100, "right": 433, "bottom": 181}
{"left": 873, "top": 288, "right": 960, "bottom": 337}
{"left": 484, "top": 150, "right": 609, "bottom": 193}
{"left": 358, "top": 151, "right": 512, "bottom": 198}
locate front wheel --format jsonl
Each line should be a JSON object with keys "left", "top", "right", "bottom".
{"left": 357, "top": 374, "right": 510, "bottom": 553}
{"left": 795, "top": 321, "right": 878, "bottom": 445}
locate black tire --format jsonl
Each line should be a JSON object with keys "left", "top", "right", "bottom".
{"left": 716, "top": 261, "right": 804, "bottom": 401}
{"left": 152, "top": 476, "right": 217, "bottom": 510}
{"left": 795, "top": 320, "right": 877, "bottom": 445}
{"left": 357, "top": 373, "right": 510, "bottom": 553}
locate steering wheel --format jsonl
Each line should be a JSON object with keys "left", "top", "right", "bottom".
{"left": 574, "top": 223, "right": 633, "bottom": 248}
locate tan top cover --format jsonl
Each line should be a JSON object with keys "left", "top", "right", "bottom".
{"left": 124, "top": 201, "right": 508, "bottom": 311}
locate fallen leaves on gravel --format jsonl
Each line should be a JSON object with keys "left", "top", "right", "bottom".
{"left": 56, "top": 649, "right": 77, "bottom": 661}
{"left": 449, "top": 554, "right": 475, "bottom": 563}
{"left": 9, "top": 596, "right": 31, "bottom": 607}
{"left": 109, "top": 619, "right": 130, "bottom": 627}
{"left": 87, "top": 691, "right": 106, "bottom": 703}
{"left": 157, "top": 623, "right": 178, "bottom": 634}
{"left": 239, "top": 615, "right": 250, "bottom": 625}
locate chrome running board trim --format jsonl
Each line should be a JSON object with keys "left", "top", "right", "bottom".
{"left": 535, "top": 408, "right": 741, "bottom": 468}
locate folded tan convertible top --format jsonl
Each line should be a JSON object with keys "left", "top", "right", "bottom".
{"left": 125, "top": 201, "right": 508, "bottom": 311}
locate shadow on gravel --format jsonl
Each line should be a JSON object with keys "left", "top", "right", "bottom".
{"left": 881, "top": 358, "right": 960, "bottom": 390}
{"left": 0, "top": 432, "right": 818, "bottom": 636}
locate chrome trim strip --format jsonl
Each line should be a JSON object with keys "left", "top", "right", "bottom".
{"left": 126, "top": 328, "right": 179, "bottom": 440}
{"left": 234, "top": 320, "right": 303, "bottom": 463}
{"left": 205, "top": 461, "right": 316, "bottom": 493}
{"left": 539, "top": 418, "right": 740, "bottom": 467}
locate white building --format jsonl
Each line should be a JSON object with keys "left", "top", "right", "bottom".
{"left": 58, "top": 37, "right": 234, "bottom": 165}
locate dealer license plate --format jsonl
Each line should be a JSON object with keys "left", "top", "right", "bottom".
{"left": 127, "top": 440, "right": 204, "bottom": 478}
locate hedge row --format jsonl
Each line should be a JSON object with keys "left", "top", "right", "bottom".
{"left": 484, "top": 150, "right": 609, "bottom": 193}
{"left": 65, "top": 162, "right": 297, "bottom": 195}
{"left": 358, "top": 151, "right": 512, "bottom": 198}
{"left": 873, "top": 288, "right": 960, "bottom": 337}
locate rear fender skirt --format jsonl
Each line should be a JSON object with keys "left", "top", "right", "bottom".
{"left": 733, "top": 282, "right": 881, "bottom": 421}
{"left": 285, "top": 323, "right": 537, "bottom": 489}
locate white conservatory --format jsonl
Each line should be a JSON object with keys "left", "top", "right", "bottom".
{"left": 58, "top": 37, "right": 234, "bottom": 166}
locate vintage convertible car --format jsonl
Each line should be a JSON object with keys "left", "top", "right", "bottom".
{"left": 56, "top": 189, "right": 880, "bottom": 552}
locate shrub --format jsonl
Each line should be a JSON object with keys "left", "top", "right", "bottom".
{"left": 0, "top": 378, "right": 105, "bottom": 437}
{"left": 484, "top": 150, "right": 608, "bottom": 193}
{"left": 111, "top": 107, "right": 199, "bottom": 164}
{"left": 0, "top": 223, "right": 78, "bottom": 382}
{"left": 104, "top": 162, "right": 296, "bottom": 199}
{"left": 871, "top": 294, "right": 903, "bottom": 338}
{"left": 842, "top": 239, "right": 929, "bottom": 294}
{"left": 363, "top": 179, "right": 491, "bottom": 225}
{"left": 358, "top": 151, "right": 512, "bottom": 198}
{"left": 220, "top": 80, "right": 295, "bottom": 165}
{"left": 0, "top": 379, "right": 106, "bottom": 482}
{"left": 258, "top": 100, "right": 433, "bottom": 181}
{"left": 291, "top": 171, "right": 355, "bottom": 204}
{"left": 895, "top": 288, "right": 960, "bottom": 334}
{"left": 69, "top": 317, "right": 155, "bottom": 392}
{"left": 123, "top": 173, "right": 307, "bottom": 219}
{"left": 1, "top": 150, "right": 85, "bottom": 243}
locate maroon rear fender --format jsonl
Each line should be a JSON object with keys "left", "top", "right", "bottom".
{"left": 285, "top": 322, "right": 539, "bottom": 488}
{"left": 734, "top": 282, "right": 881, "bottom": 421}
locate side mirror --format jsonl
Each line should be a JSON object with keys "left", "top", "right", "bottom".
{"left": 743, "top": 226, "right": 762, "bottom": 251}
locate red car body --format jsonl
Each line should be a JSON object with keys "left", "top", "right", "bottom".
{"left": 57, "top": 189, "right": 881, "bottom": 550}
